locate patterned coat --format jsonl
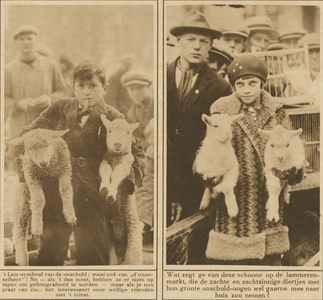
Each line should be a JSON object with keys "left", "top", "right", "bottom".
{"left": 206, "top": 90, "right": 292, "bottom": 261}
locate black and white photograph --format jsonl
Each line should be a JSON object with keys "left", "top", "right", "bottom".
{"left": 166, "top": 3, "right": 320, "bottom": 267}
{"left": 2, "top": 2, "right": 156, "bottom": 267}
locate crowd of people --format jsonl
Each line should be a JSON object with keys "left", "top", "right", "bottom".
{"left": 167, "top": 10, "right": 319, "bottom": 266}
{"left": 4, "top": 24, "right": 154, "bottom": 265}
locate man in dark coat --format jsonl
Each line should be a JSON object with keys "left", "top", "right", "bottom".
{"left": 167, "top": 10, "right": 232, "bottom": 226}
{"left": 15, "top": 60, "right": 145, "bottom": 265}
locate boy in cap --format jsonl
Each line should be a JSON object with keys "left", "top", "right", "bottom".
{"left": 5, "top": 25, "right": 66, "bottom": 170}
{"left": 121, "top": 68, "right": 154, "bottom": 149}
{"left": 219, "top": 23, "right": 250, "bottom": 55}
{"left": 244, "top": 16, "right": 278, "bottom": 52}
{"left": 204, "top": 53, "right": 304, "bottom": 265}
{"left": 167, "top": 10, "right": 231, "bottom": 226}
{"left": 15, "top": 60, "right": 145, "bottom": 265}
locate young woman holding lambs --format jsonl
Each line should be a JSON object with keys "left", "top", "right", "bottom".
{"left": 204, "top": 53, "right": 304, "bottom": 266}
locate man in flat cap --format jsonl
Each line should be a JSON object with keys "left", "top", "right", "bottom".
{"left": 5, "top": 25, "right": 65, "bottom": 170}
{"left": 278, "top": 28, "right": 307, "bottom": 49}
{"left": 167, "top": 10, "right": 231, "bottom": 227}
{"left": 219, "top": 22, "right": 250, "bottom": 56}
{"left": 244, "top": 16, "right": 278, "bottom": 52}
{"left": 299, "top": 33, "right": 320, "bottom": 106}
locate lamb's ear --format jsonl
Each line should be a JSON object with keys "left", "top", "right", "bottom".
{"left": 258, "top": 129, "right": 271, "bottom": 139}
{"left": 290, "top": 128, "right": 302, "bottom": 138}
{"left": 230, "top": 114, "right": 244, "bottom": 124}
{"left": 5, "top": 136, "right": 24, "bottom": 146}
{"left": 100, "top": 114, "right": 111, "bottom": 129}
{"left": 202, "top": 114, "right": 210, "bottom": 125}
{"left": 130, "top": 122, "right": 139, "bottom": 132}
{"left": 51, "top": 129, "right": 69, "bottom": 138}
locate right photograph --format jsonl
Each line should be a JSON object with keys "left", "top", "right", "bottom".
{"left": 166, "top": 4, "right": 320, "bottom": 266}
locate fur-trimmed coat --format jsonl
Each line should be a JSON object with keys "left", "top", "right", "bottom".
{"left": 206, "top": 90, "right": 293, "bottom": 261}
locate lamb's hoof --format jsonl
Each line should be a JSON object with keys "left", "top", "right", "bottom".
{"left": 106, "top": 195, "right": 116, "bottom": 204}
{"left": 66, "top": 216, "right": 77, "bottom": 226}
{"left": 227, "top": 205, "right": 239, "bottom": 218}
{"left": 267, "top": 210, "right": 280, "bottom": 222}
{"left": 100, "top": 186, "right": 109, "bottom": 197}
{"left": 32, "top": 233, "right": 41, "bottom": 239}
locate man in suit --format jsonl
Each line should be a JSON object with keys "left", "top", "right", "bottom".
{"left": 15, "top": 60, "right": 145, "bottom": 265}
{"left": 167, "top": 10, "right": 231, "bottom": 226}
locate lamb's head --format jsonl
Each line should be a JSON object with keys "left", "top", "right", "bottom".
{"left": 6, "top": 129, "right": 69, "bottom": 168}
{"left": 100, "top": 115, "right": 139, "bottom": 154}
{"left": 202, "top": 113, "right": 244, "bottom": 144}
{"left": 259, "top": 125, "right": 302, "bottom": 164}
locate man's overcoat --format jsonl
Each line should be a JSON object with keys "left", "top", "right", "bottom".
{"left": 167, "top": 60, "right": 231, "bottom": 222}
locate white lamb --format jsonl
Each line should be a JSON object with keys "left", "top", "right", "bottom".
{"left": 259, "top": 125, "right": 306, "bottom": 222}
{"left": 193, "top": 113, "right": 244, "bottom": 218}
{"left": 7, "top": 129, "right": 76, "bottom": 266}
{"left": 99, "top": 115, "right": 142, "bottom": 265}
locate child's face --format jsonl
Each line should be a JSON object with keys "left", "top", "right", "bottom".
{"left": 126, "top": 84, "right": 150, "bottom": 104}
{"left": 234, "top": 76, "right": 262, "bottom": 107}
{"left": 73, "top": 74, "right": 105, "bottom": 109}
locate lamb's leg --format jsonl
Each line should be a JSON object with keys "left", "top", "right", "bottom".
{"left": 58, "top": 174, "right": 77, "bottom": 226}
{"left": 221, "top": 168, "right": 239, "bottom": 218}
{"left": 121, "top": 194, "right": 142, "bottom": 265}
{"left": 200, "top": 187, "right": 212, "bottom": 210}
{"left": 283, "top": 183, "right": 291, "bottom": 204}
{"left": 99, "top": 161, "right": 113, "bottom": 199}
{"left": 109, "top": 159, "right": 133, "bottom": 202}
{"left": 265, "top": 169, "right": 281, "bottom": 222}
{"left": 13, "top": 183, "right": 31, "bottom": 266}
{"left": 27, "top": 180, "right": 46, "bottom": 236}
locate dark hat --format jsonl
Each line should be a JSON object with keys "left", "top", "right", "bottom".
{"left": 121, "top": 69, "right": 152, "bottom": 87}
{"left": 227, "top": 53, "right": 268, "bottom": 85}
{"left": 298, "top": 33, "right": 320, "bottom": 50}
{"left": 221, "top": 23, "right": 250, "bottom": 39}
{"left": 170, "top": 10, "right": 222, "bottom": 40}
{"left": 244, "top": 16, "right": 278, "bottom": 39}
{"left": 209, "top": 41, "right": 234, "bottom": 65}
{"left": 279, "top": 28, "right": 307, "bottom": 42}
{"left": 13, "top": 25, "right": 38, "bottom": 40}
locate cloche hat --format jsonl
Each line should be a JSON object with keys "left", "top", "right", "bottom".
{"left": 170, "top": 10, "right": 222, "bottom": 40}
{"left": 227, "top": 53, "right": 268, "bottom": 85}
{"left": 298, "top": 33, "right": 320, "bottom": 50}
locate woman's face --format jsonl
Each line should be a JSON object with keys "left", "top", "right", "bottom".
{"left": 234, "top": 76, "right": 262, "bottom": 107}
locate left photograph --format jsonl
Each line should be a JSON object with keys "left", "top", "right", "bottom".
{"left": 2, "top": 3, "right": 155, "bottom": 266}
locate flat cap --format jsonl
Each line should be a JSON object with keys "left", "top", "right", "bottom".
{"left": 13, "top": 25, "right": 38, "bottom": 40}
{"left": 298, "top": 33, "right": 320, "bottom": 49}
{"left": 221, "top": 23, "right": 250, "bottom": 39}
{"left": 121, "top": 69, "right": 152, "bottom": 87}
{"left": 227, "top": 53, "right": 268, "bottom": 85}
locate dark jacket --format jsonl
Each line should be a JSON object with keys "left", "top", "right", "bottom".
{"left": 167, "top": 59, "right": 232, "bottom": 222}
{"left": 15, "top": 97, "right": 145, "bottom": 265}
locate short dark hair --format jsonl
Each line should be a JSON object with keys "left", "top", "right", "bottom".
{"left": 73, "top": 60, "right": 106, "bottom": 87}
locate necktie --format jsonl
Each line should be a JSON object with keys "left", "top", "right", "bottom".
{"left": 77, "top": 109, "right": 92, "bottom": 123}
{"left": 177, "top": 58, "right": 202, "bottom": 102}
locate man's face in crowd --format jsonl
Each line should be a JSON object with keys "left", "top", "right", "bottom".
{"left": 234, "top": 76, "right": 262, "bottom": 106}
{"left": 220, "top": 34, "right": 245, "bottom": 55}
{"left": 73, "top": 74, "right": 105, "bottom": 109}
{"left": 177, "top": 33, "right": 212, "bottom": 68}
{"left": 16, "top": 33, "right": 37, "bottom": 54}
{"left": 247, "top": 31, "right": 271, "bottom": 52}
{"left": 126, "top": 84, "right": 150, "bottom": 104}
{"left": 309, "top": 48, "right": 320, "bottom": 73}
